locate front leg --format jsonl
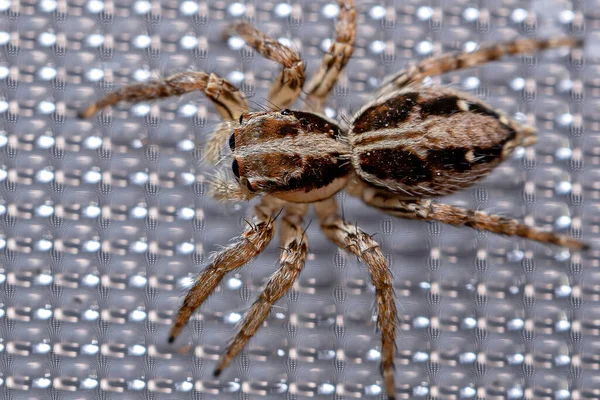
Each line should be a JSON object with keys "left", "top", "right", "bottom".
{"left": 168, "top": 196, "right": 282, "bottom": 342}
{"left": 303, "top": 0, "right": 357, "bottom": 111}
{"left": 78, "top": 71, "right": 248, "bottom": 120}
{"left": 214, "top": 202, "right": 309, "bottom": 376}
{"left": 227, "top": 21, "right": 305, "bottom": 110}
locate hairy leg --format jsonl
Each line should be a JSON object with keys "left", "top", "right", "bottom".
{"left": 354, "top": 184, "right": 588, "bottom": 250}
{"left": 214, "top": 202, "right": 309, "bottom": 375}
{"left": 314, "top": 197, "right": 397, "bottom": 400}
{"left": 205, "top": 20, "right": 306, "bottom": 163}
{"left": 304, "top": 0, "right": 357, "bottom": 111}
{"left": 78, "top": 71, "right": 249, "bottom": 165}
{"left": 168, "top": 196, "right": 283, "bottom": 342}
{"left": 378, "top": 36, "right": 582, "bottom": 94}
{"left": 228, "top": 21, "right": 305, "bottom": 109}
{"left": 78, "top": 71, "right": 248, "bottom": 120}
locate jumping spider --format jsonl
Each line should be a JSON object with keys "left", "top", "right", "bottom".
{"left": 79, "top": 1, "right": 586, "bottom": 398}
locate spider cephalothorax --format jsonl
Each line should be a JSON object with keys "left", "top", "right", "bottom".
{"left": 78, "top": 2, "right": 586, "bottom": 398}
{"left": 229, "top": 109, "right": 351, "bottom": 202}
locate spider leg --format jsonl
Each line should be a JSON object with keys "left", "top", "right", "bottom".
{"left": 203, "top": 20, "right": 308, "bottom": 163}
{"left": 378, "top": 36, "right": 582, "bottom": 94}
{"left": 78, "top": 70, "right": 248, "bottom": 165}
{"left": 228, "top": 21, "right": 306, "bottom": 109}
{"left": 168, "top": 196, "right": 283, "bottom": 342}
{"left": 214, "top": 202, "right": 309, "bottom": 375}
{"left": 78, "top": 71, "right": 248, "bottom": 120}
{"left": 354, "top": 184, "right": 588, "bottom": 250}
{"left": 304, "top": 0, "right": 357, "bottom": 111}
{"left": 314, "top": 197, "right": 397, "bottom": 400}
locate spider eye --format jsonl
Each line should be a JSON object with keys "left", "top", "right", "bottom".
{"left": 281, "top": 109, "right": 291, "bottom": 115}
{"left": 239, "top": 113, "right": 244, "bottom": 125}
{"left": 245, "top": 179, "right": 256, "bottom": 192}
{"left": 229, "top": 133, "right": 235, "bottom": 151}
{"left": 232, "top": 159, "right": 240, "bottom": 179}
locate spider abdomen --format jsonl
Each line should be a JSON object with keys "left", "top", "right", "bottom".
{"left": 349, "top": 87, "right": 521, "bottom": 197}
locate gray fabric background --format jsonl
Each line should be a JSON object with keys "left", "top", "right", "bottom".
{"left": 0, "top": 0, "right": 599, "bottom": 399}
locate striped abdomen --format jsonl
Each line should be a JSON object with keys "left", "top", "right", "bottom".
{"left": 349, "top": 87, "right": 522, "bottom": 198}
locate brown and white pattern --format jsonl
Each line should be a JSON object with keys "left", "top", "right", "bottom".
{"left": 350, "top": 87, "right": 521, "bottom": 197}
{"left": 4, "top": 1, "right": 595, "bottom": 399}
{"left": 77, "top": 3, "right": 587, "bottom": 396}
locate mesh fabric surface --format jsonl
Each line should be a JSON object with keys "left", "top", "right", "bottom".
{"left": 0, "top": 0, "right": 599, "bottom": 399}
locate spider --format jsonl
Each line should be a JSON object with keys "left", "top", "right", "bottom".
{"left": 78, "top": 1, "right": 587, "bottom": 398}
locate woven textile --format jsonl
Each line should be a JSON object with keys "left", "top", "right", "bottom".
{"left": 0, "top": 1, "right": 598, "bottom": 399}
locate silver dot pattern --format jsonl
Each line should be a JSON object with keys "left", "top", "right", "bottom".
{"left": 0, "top": 0, "right": 599, "bottom": 398}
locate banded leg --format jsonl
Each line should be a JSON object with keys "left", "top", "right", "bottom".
{"left": 378, "top": 36, "right": 582, "bottom": 94}
{"left": 358, "top": 187, "right": 588, "bottom": 250}
{"left": 229, "top": 21, "right": 306, "bottom": 109}
{"left": 78, "top": 71, "right": 248, "bottom": 120}
{"left": 304, "top": 0, "right": 357, "bottom": 111}
{"left": 214, "top": 202, "right": 309, "bottom": 376}
{"left": 168, "top": 196, "right": 283, "bottom": 342}
{"left": 314, "top": 197, "right": 397, "bottom": 400}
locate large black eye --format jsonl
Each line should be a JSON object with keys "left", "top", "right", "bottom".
{"left": 281, "top": 109, "right": 291, "bottom": 115}
{"left": 229, "top": 133, "right": 235, "bottom": 151}
{"left": 232, "top": 159, "right": 240, "bottom": 179}
{"left": 239, "top": 113, "right": 244, "bottom": 125}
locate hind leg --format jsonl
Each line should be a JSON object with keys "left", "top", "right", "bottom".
{"left": 378, "top": 36, "right": 581, "bottom": 95}
{"left": 350, "top": 181, "right": 588, "bottom": 250}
